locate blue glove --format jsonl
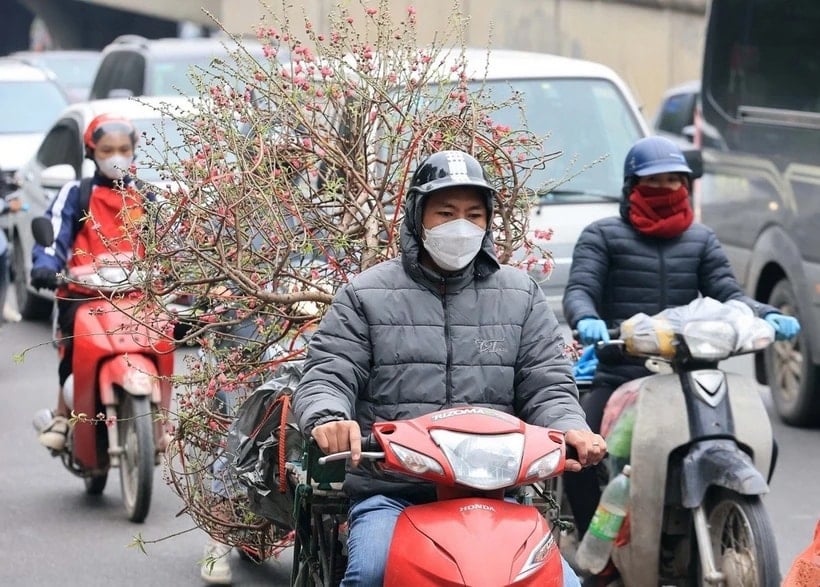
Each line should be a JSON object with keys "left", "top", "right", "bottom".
{"left": 573, "top": 345, "right": 598, "bottom": 381}
{"left": 765, "top": 313, "right": 800, "bottom": 341}
{"left": 576, "top": 317, "right": 610, "bottom": 345}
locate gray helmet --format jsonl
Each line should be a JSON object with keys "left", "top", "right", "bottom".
{"left": 405, "top": 150, "right": 496, "bottom": 235}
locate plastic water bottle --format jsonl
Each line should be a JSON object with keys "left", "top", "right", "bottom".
{"left": 575, "top": 464, "right": 632, "bottom": 574}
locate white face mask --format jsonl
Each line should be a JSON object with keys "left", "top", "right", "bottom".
{"left": 422, "top": 218, "right": 486, "bottom": 272}
{"left": 96, "top": 155, "right": 131, "bottom": 180}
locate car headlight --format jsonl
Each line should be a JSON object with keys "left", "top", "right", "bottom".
{"left": 430, "top": 429, "right": 524, "bottom": 490}
{"left": 682, "top": 320, "right": 737, "bottom": 360}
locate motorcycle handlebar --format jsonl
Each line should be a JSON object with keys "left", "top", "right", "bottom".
{"left": 570, "top": 328, "right": 621, "bottom": 342}
{"left": 316, "top": 433, "right": 385, "bottom": 465}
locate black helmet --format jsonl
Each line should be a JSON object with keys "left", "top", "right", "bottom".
{"left": 405, "top": 150, "right": 496, "bottom": 234}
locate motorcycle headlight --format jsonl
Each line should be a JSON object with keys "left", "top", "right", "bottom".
{"left": 430, "top": 430, "right": 524, "bottom": 490}
{"left": 682, "top": 320, "right": 737, "bottom": 360}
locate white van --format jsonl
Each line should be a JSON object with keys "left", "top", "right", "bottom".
{"left": 458, "top": 49, "right": 650, "bottom": 321}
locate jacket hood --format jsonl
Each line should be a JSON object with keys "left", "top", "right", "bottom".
{"left": 618, "top": 177, "right": 636, "bottom": 222}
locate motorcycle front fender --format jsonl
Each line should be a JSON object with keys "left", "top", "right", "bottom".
{"left": 98, "top": 354, "right": 161, "bottom": 405}
{"left": 384, "top": 499, "right": 562, "bottom": 587}
{"left": 681, "top": 439, "right": 768, "bottom": 508}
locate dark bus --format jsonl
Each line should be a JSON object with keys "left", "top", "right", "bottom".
{"left": 697, "top": 0, "right": 820, "bottom": 426}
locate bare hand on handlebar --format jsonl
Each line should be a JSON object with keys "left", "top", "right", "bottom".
{"left": 311, "top": 419, "right": 362, "bottom": 467}
{"left": 564, "top": 429, "right": 607, "bottom": 472}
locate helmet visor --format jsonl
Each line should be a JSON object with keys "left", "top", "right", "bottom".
{"left": 90, "top": 121, "right": 136, "bottom": 146}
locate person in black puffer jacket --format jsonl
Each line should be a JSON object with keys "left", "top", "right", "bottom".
{"left": 562, "top": 135, "right": 800, "bottom": 585}
{"left": 294, "top": 149, "right": 603, "bottom": 587}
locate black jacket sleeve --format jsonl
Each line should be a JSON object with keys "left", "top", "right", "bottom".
{"left": 562, "top": 222, "right": 609, "bottom": 327}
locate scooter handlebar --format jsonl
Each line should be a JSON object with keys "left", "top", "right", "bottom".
{"left": 317, "top": 451, "right": 385, "bottom": 465}
{"left": 316, "top": 433, "right": 384, "bottom": 465}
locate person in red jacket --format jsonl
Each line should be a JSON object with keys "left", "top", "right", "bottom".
{"left": 32, "top": 113, "right": 149, "bottom": 451}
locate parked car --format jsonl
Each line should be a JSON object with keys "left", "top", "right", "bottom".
{"left": 6, "top": 95, "right": 195, "bottom": 320}
{"left": 89, "top": 35, "right": 277, "bottom": 100}
{"left": 8, "top": 50, "right": 102, "bottom": 103}
{"left": 0, "top": 59, "right": 69, "bottom": 200}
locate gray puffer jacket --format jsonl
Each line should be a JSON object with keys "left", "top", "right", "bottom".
{"left": 293, "top": 215, "right": 587, "bottom": 501}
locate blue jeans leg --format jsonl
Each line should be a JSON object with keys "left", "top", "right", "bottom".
{"left": 341, "top": 494, "right": 411, "bottom": 587}
{"left": 562, "top": 555, "right": 582, "bottom": 587}
{"left": 341, "top": 494, "right": 581, "bottom": 586}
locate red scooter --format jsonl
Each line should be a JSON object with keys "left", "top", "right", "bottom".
{"left": 32, "top": 217, "right": 175, "bottom": 523}
{"left": 311, "top": 407, "right": 569, "bottom": 586}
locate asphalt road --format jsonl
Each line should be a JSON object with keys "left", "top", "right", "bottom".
{"left": 1, "top": 313, "right": 818, "bottom": 586}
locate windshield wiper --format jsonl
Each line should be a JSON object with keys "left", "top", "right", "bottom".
{"left": 536, "top": 189, "right": 621, "bottom": 201}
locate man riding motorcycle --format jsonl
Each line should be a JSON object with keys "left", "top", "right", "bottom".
{"left": 293, "top": 149, "right": 605, "bottom": 586}
{"left": 562, "top": 135, "right": 800, "bottom": 585}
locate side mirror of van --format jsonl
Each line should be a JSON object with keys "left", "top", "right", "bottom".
{"left": 682, "top": 147, "right": 703, "bottom": 180}
{"left": 41, "top": 164, "right": 76, "bottom": 189}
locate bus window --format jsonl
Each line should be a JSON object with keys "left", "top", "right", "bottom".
{"left": 705, "top": 0, "right": 820, "bottom": 118}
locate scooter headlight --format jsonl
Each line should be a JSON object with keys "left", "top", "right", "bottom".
{"left": 430, "top": 430, "right": 524, "bottom": 490}
{"left": 682, "top": 320, "right": 737, "bottom": 360}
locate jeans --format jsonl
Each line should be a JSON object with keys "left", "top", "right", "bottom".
{"left": 341, "top": 494, "right": 581, "bottom": 587}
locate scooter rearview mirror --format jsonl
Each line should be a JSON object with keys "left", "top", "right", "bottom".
{"left": 31, "top": 216, "right": 55, "bottom": 247}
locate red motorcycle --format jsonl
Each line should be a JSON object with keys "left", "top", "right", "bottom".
{"left": 32, "top": 217, "right": 175, "bottom": 523}
{"left": 295, "top": 407, "right": 569, "bottom": 586}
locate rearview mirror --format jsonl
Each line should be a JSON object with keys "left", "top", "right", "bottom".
{"left": 41, "top": 164, "right": 76, "bottom": 189}
{"left": 31, "top": 216, "right": 55, "bottom": 247}
{"left": 682, "top": 147, "right": 703, "bottom": 180}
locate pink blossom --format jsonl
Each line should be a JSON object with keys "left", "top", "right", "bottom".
{"left": 533, "top": 228, "right": 554, "bottom": 241}
{"left": 407, "top": 6, "right": 417, "bottom": 15}
{"left": 366, "top": 7, "right": 377, "bottom": 15}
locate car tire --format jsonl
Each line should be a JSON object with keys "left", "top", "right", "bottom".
{"left": 765, "top": 279, "right": 820, "bottom": 427}
{"left": 11, "top": 234, "right": 53, "bottom": 321}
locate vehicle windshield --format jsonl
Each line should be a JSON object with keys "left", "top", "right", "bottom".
{"left": 466, "top": 78, "right": 644, "bottom": 201}
{"left": 0, "top": 81, "right": 68, "bottom": 133}
{"left": 148, "top": 51, "right": 267, "bottom": 96}
{"left": 32, "top": 54, "right": 101, "bottom": 88}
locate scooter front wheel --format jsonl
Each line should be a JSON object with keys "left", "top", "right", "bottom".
{"left": 84, "top": 473, "right": 108, "bottom": 495}
{"left": 705, "top": 488, "right": 781, "bottom": 587}
{"left": 119, "top": 394, "right": 155, "bottom": 523}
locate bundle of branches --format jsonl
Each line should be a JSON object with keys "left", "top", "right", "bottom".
{"left": 130, "top": 0, "right": 563, "bottom": 553}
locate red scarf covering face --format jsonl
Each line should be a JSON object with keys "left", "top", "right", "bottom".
{"left": 628, "top": 184, "right": 693, "bottom": 238}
